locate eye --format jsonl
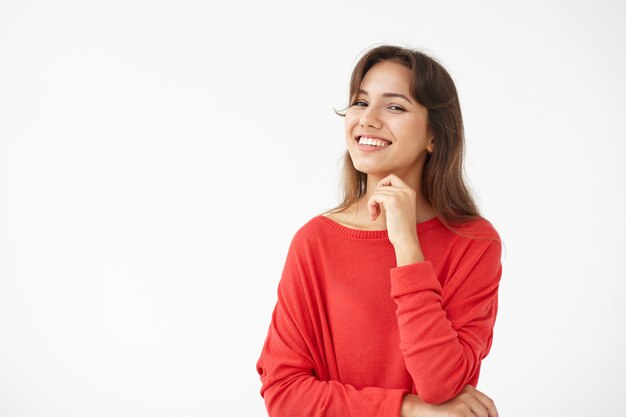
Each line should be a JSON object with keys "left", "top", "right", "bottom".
{"left": 388, "top": 105, "right": 406, "bottom": 112}
{"left": 351, "top": 100, "right": 368, "bottom": 107}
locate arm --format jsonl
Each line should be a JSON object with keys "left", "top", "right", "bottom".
{"left": 256, "top": 235, "right": 410, "bottom": 417}
{"left": 390, "top": 239, "right": 503, "bottom": 404}
{"left": 256, "top": 298, "right": 409, "bottom": 417}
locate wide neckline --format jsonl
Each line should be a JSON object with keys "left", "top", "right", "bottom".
{"left": 315, "top": 214, "right": 444, "bottom": 239}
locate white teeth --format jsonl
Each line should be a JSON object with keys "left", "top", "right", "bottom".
{"left": 358, "top": 136, "right": 390, "bottom": 147}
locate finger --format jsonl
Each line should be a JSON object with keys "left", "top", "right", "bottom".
{"left": 376, "top": 183, "right": 415, "bottom": 199}
{"left": 374, "top": 186, "right": 415, "bottom": 200}
{"left": 376, "top": 173, "right": 405, "bottom": 188}
{"left": 372, "top": 189, "right": 413, "bottom": 211}
{"left": 367, "top": 195, "right": 383, "bottom": 220}
{"left": 375, "top": 185, "right": 403, "bottom": 192}
{"left": 367, "top": 200, "right": 378, "bottom": 220}
{"left": 372, "top": 190, "right": 397, "bottom": 196}
{"left": 471, "top": 390, "right": 498, "bottom": 417}
{"left": 463, "top": 395, "right": 489, "bottom": 417}
{"left": 376, "top": 175, "right": 394, "bottom": 188}
{"left": 454, "top": 404, "right": 478, "bottom": 417}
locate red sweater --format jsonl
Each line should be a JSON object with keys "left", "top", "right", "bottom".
{"left": 256, "top": 214, "right": 502, "bottom": 417}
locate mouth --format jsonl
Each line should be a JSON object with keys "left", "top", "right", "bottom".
{"left": 355, "top": 135, "right": 392, "bottom": 147}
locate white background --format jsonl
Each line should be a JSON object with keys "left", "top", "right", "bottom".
{"left": 1, "top": 0, "right": 625, "bottom": 416}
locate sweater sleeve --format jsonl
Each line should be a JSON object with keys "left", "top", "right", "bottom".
{"left": 389, "top": 238, "right": 503, "bottom": 404}
{"left": 256, "top": 233, "right": 410, "bottom": 417}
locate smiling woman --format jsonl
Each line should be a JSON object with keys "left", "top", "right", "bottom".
{"left": 330, "top": 46, "right": 481, "bottom": 233}
{"left": 256, "top": 45, "right": 503, "bottom": 417}
{"left": 343, "top": 60, "right": 433, "bottom": 212}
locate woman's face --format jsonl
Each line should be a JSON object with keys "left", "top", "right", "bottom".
{"left": 345, "top": 60, "right": 433, "bottom": 179}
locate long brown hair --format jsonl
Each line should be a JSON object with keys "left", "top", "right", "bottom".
{"left": 320, "top": 44, "right": 488, "bottom": 236}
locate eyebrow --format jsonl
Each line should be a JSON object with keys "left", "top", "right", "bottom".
{"left": 357, "top": 89, "right": 413, "bottom": 104}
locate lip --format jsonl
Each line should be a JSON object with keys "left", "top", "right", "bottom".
{"left": 355, "top": 134, "right": 392, "bottom": 144}
{"left": 355, "top": 135, "right": 392, "bottom": 152}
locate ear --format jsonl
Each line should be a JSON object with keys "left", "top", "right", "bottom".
{"left": 426, "top": 136, "right": 435, "bottom": 153}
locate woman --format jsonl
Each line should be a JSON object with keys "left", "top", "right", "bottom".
{"left": 256, "top": 45, "right": 502, "bottom": 417}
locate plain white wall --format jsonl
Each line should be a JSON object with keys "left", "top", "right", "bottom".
{"left": 1, "top": 0, "right": 625, "bottom": 416}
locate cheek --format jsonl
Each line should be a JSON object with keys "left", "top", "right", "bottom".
{"left": 344, "top": 114, "right": 359, "bottom": 136}
{"left": 398, "top": 118, "right": 428, "bottom": 139}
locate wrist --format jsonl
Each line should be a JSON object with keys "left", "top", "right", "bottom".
{"left": 394, "top": 239, "right": 424, "bottom": 266}
{"left": 401, "top": 394, "right": 425, "bottom": 417}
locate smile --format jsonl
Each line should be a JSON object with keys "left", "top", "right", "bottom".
{"left": 355, "top": 136, "right": 392, "bottom": 152}
{"left": 356, "top": 135, "right": 392, "bottom": 149}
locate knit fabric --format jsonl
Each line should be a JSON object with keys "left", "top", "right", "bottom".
{"left": 256, "top": 214, "right": 502, "bottom": 417}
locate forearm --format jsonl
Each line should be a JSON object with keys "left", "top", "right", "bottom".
{"left": 393, "top": 281, "right": 482, "bottom": 403}
{"left": 260, "top": 373, "right": 408, "bottom": 417}
{"left": 394, "top": 238, "right": 424, "bottom": 267}
{"left": 389, "top": 240, "right": 501, "bottom": 404}
{"left": 258, "top": 285, "right": 411, "bottom": 417}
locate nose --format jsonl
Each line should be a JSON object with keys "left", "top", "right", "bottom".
{"left": 359, "top": 106, "right": 382, "bottom": 128}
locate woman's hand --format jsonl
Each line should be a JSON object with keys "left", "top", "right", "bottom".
{"left": 401, "top": 385, "right": 499, "bottom": 417}
{"left": 367, "top": 173, "right": 419, "bottom": 248}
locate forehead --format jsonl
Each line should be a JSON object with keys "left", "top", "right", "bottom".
{"left": 360, "top": 60, "right": 412, "bottom": 93}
